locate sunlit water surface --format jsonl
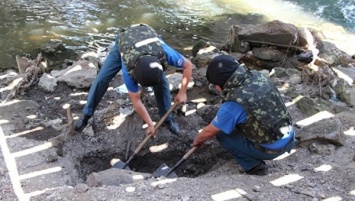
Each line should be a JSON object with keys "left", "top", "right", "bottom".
{"left": 0, "top": 0, "right": 354, "bottom": 71}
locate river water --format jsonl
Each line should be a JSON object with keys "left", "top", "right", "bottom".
{"left": 0, "top": 0, "right": 354, "bottom": 72}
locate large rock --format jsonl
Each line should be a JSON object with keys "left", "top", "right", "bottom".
{"left": 317, "top": 40, "right": 355, "bottom": 66}
{"left": 252, "top": 47, "right": 286, "bottom": 61}
{"left": 294, "top": 96, "right": 323, "bottom": 117}
{"left": 38, "top": 73, "right": 58, "bottom": 92}
{"left": 332, "top": 65, "right": 355, "bottom": 85}
{"left": 86, "top": 169, "right": 134, "bottom": 187}
{"left": 333, "top": 78, "right": 355, "bottom": 106}
{"left": 297, "top": 117, "right": 344, "bottom": 146}
{"left": 192, "top": 46, "right": 222, "bottom": 68}
{"left": 166, "top": 73, "right": 195, "bottom": 92}
{"left": 51, "top": 60, "right": 98, "bottom": 89}
{"left": 229, "top": 20, "right": 308, "bottom": 47}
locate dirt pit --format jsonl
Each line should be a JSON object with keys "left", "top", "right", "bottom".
{"left": 76, "top": 139, "right": 233, "bottom": 181}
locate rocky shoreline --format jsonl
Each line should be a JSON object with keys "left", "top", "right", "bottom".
{"left": 0, "top": 20, "right": 355, "bottom": 201}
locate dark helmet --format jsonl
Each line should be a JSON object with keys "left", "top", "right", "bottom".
{"left": 134, "top": 55, "right": 163, "bottom": 87}
{"left": 206, "top": 55, "right": 239, "bottom": 88}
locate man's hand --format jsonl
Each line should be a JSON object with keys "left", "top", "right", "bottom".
{"left": 192, "top": 123, "right": 220, "bottom": 148}
{"left": 129, "top": 91, "right": 156, "bottom": 137}
{"left": 174, "top": 91, "right": 187, "bottom": 104}
{"left": 146, "top": 124, "right": 156, "bottom": 137}
{"left": 174, "top": 58, "right": 193, "bottom": 104}
{"left": 192, "top": 138, "right": 204, "bottom": 148}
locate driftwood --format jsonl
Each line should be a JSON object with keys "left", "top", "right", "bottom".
{"left": 244, "top": 40, "right": 306, "bottom": 52}
{"left": 300, "top": 28, "right": 336, "bottom": 97}
{"left": 66, "top": 106, "right": 76, "bottom": 136}
{"left": 225, "top": 24, "right": 306, "bottom": 53}
{"left": 3, "top": 53, "right": 45, "bottom": 104}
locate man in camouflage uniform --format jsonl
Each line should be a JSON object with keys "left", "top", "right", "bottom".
{"left": 193, "top": 55, "right": 295, "bottom": 175}
{"left": 75, "top": 24, "right": 193, "bottom": 136}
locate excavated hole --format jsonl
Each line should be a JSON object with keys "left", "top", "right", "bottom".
{"left": 75, "top": 90, "right": 230, "bottom": 180}
{"left": 78, "top": 147, "right": 231, "bottom": 180}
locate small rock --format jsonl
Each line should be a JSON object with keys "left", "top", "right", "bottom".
{"left": 116, "top": 98, "right": 126, "bottom": 105}
{"left": 195, "top": 81, "right": 203, "bottom": 87}
{"left": 157, "top": 184, "right": 165, "bottom": 189}
{"left": 75, "top": 183, "right": 89, "bottom": 193}
{"left": 181, "top": 196, "right": 191, "bottom": 201}
{"left": 307, "top": 182, "right": 316, "bottom": 188}
{"left": 252, "top": 185, "right": 261, "bottom": 192}
{"left": 289, "top": 74, "right": 302, "bottom": 85}
{"left": 83, "top": 126, "right": 95, "bottom": 137}
{"left": 353, "top": 155, "right": 355, "bottom": 162}
{"left": 51, "top": 135, "right": 65, "bottom": 147}
{"left": 317, "top": 192, "right": 326, "bottom": 199}
{"left": 56, "top": 146, "right": 64, "bottom": 157}
{"left": 45, "top": 118, "right": 63, "bottom": 130}
{"left": 299, "top": 189, "right": 315, "bottom": 197}
{"left": 46, "top": 154, "right": 58, "bottom": 163}
{"left": 87, "top": 172, "right": 102, "bottom": 187}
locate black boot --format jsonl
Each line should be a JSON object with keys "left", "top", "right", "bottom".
{"left": 74, "top": 114, "right": 91, "bottom": 132}
{"left": 246, "top": 161, "right": 269, "bottom": 175}
{"left": 165, "top": 118, "right": 180, "bottom": 135}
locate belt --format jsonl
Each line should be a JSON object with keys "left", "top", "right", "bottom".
{"left": 253, "top": 139, "right": 293, "bottom": 155}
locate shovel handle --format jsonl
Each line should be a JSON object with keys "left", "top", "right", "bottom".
{"left": 165, "top": 146, "right": 199, "bottom": 177}
{"left": 182, "top": 146, "right": 198, "bottom": 160}
{"left": 133, "top": 102, "right": 179, "bottom": 155}
{"left": 154, "top": 102, "right": 179, "bottom": 130}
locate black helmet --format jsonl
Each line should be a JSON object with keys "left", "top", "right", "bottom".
{"left": 206, "top": 55, "right": 239, "bottom": 88}
{"left": 134, "top": 55, "right": 163, "bottom": 87}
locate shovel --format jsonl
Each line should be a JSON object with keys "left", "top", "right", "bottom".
{"left": 112, "top": 102, "right": 179, "bottom": 170}
{"left": 152, "top": 146, "right": 198, "bottom": 178}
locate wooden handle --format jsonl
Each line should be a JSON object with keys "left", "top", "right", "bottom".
{"left": 182, "top": 146, "right": 198, "bottom": 160}
{"left": 154, "top": 102, "right": 179, "bottom": 130}
{"left": 133, "top": 102, "right": 179, "bottom": 155}
{"left": 133, "top": 134, "right": 152, "bottom": 154}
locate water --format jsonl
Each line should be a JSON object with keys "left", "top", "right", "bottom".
{"left": 0, "top": 0, "right": 354, "bottom": 72}
{"left": 286, "top": 0, "right": 354, "bottom": 31}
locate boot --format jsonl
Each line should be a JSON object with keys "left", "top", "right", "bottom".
{"left": 246, "top": 161, "right": 269, "bottom": 175}
{"left": 165, "top": 118, "right": 180, "bottom": 135}
{"left": 74, "top": 114, "right": 91, "bottom": 132}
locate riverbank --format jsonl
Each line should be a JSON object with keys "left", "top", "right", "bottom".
{"left": 1, "top": 19, "right": 355, "bottom": 201}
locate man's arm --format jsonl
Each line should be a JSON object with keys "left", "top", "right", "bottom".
{"left": 192, "top": 123, "right": 220, "bottom": 147}
{"left": 174, "top": 58, "right": 193, "bottom": 104}
{"left": 128, "top": 91, "right": 156, "bottom": 136}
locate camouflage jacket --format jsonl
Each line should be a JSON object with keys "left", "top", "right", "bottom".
{"left": 222, "top": 64, "right": 292, "bottom": 144}
{"left": 119, "top": 24, "right": 167, "bottom": 78}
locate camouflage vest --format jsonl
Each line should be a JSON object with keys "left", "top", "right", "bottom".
{"left": 223, "top": 64, "right": 292, "bottom": 144}
{"left": 119, "top": 24, "right": 167, "bottom": 78}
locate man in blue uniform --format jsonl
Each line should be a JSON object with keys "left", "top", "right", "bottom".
{"left": 75, "top": 24, "right": 193, "bottom": 136}
{"left": 193, "top": 55, "right": 295, "bottom": 175}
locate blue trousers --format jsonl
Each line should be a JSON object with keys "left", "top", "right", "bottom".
{"left": 83, "top": 36, "right": 173, "bottom": 121}
{"left": 216, "top": 131, "right": 295, "bottom": 171}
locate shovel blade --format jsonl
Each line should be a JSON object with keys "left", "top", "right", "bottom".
{"left": 152, "top": 163, "right": 178, "bottom": 178}
{"left": 111, "top": 159, "right": 131, "bottom": 170}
